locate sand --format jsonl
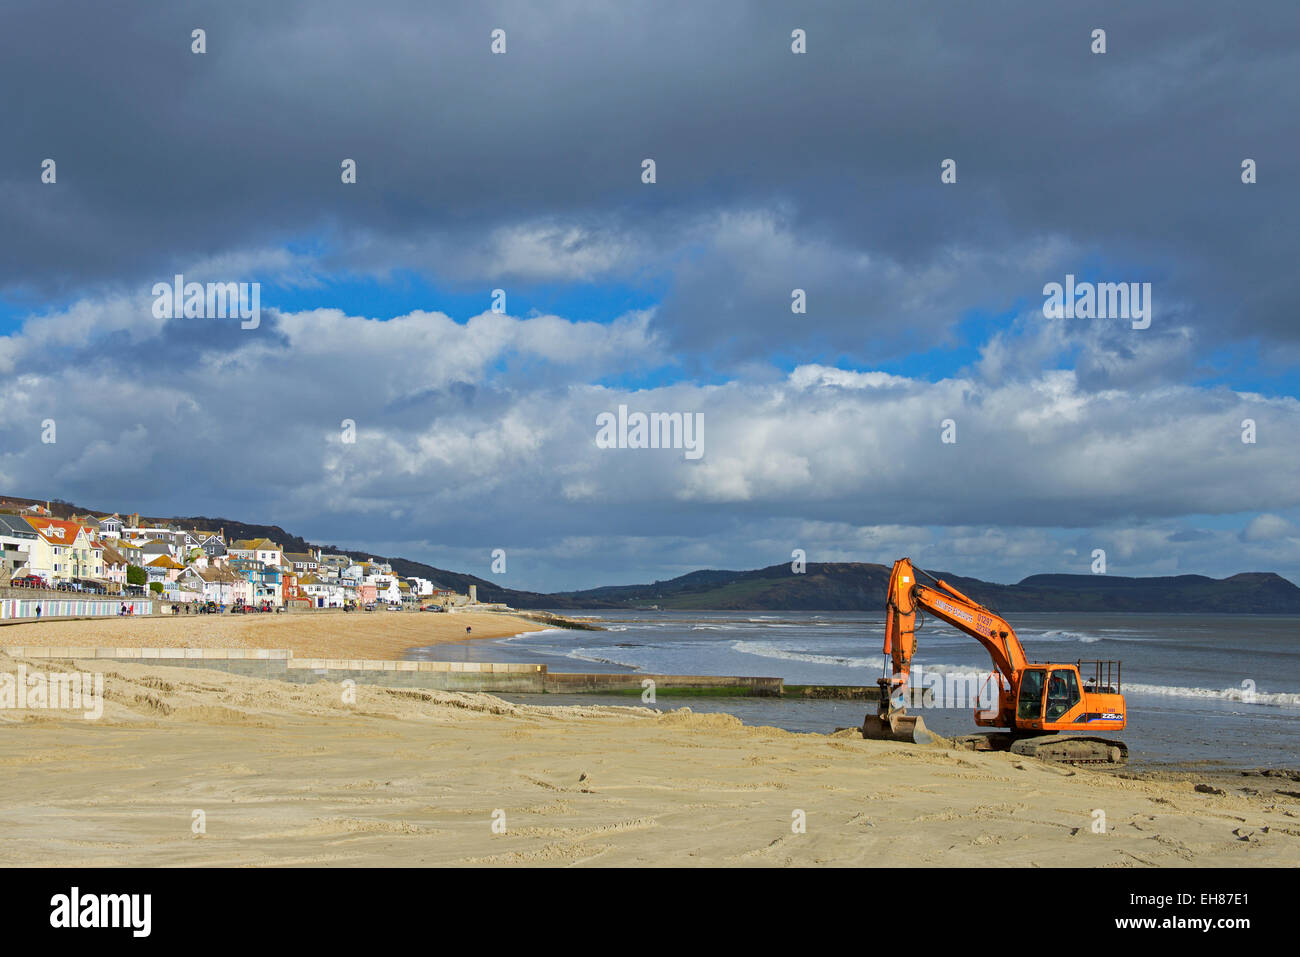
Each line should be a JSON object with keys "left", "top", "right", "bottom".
{"left": 0, "top": 609, "right": 545, "bottom": 659}
{"left": 1, "top": 649, "right": 1296, "bottom": 867}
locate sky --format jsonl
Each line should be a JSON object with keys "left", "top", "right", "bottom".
{"left": 1, "top": 0, "right": 1298, "bottom": 592}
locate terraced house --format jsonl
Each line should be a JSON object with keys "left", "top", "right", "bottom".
{"left": 99, "top": 542, "right": 130, "bottom": 590}
{"left": 229, "top": 558, "right": 282, "bottom": 606}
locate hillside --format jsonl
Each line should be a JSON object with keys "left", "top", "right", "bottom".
{"left": 550, "top": 562, "right": 1300, "bottom": 614}
{"left": 5, "top": 494, "right": 1299, "bottom": 612}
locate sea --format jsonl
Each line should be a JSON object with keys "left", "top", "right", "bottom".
{"left": 411, "top": 610, "right": 1300, "bottom": 770}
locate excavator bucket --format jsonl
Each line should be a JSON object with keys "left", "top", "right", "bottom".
{"left": 862, "top": 711, "right": 932, "bottom": 744}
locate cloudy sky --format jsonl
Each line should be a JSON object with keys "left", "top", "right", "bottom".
{"left": 2, "top": 1, "right": 1298, "bottom": 591}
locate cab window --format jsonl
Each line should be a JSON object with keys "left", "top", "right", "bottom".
{"left": 1016, "top": 669, "right": 1046, "bottom": 720}
{"left": 1045, "top": 669, "right": 1081, "bottom": 721}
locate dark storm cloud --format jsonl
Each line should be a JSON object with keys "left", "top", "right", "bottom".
{"left": 3, "top": 0, "right": 1297, "bottom": 368}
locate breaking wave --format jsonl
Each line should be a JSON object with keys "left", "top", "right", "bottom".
{"left": 501, "top": 627, "right": 568, "bottom": 642}
{"left": 730, "top": 640, "right": 878, "bottom": 669}
{"left": 1126, "top": 682, "right": 1300, "bottom": 708}
{"left": 1028, "top": 630, "right": 1102, "bottom": 644}
{"left": 561, "top": 647, "right": 644, "bottom": 670}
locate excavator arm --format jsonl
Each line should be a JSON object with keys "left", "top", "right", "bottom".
{"left": 871, "top": 558, "right": 1025, "bottom": 741}
{"left": 885, "top": 558, "right": 1028, "bottom": 688}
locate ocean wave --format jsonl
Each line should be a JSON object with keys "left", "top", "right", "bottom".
{"left": 1126, "top": 682, "right": 1300, "bottom": 708}
{"left": 1027, "top": 630, "right": 1102, "bottom": 644}
{"left": 503, "top": 627, "right": 569, "bottom": 641}
{"left": 562, "top": 647, "right": 643, "bottom": 670}
{"left": 730, "top": 640, "right": 879, "bottom": 669}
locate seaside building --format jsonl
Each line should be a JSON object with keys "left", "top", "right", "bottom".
{"left": 145, "top": 554, "right": 185, "bottom": 585}
{"left": 193, "top": 565, "right": 246, "bottom": 605}
{"left": 97, "top": 514, "right": 125, "bottom": 539}
{"left": 100, "top": 543, "right": 130, "bottom": 592}
{"left": 229, "top": 538, "right": 284, "bottom": 568}
{"left": 195, "top": 532, "right": 227, "bottom": 560}
{"left": 229, "top": 558, "right": 282, "bottom": 605}
{"left": 406, "top": 577, "right": 438, "bottom": 597}
{"left": 0, "top": 515, "right": 38, "bottom": 582}
{"left": 284, "top": 551, "right": 319, "bottom": 574}
{"left": 22, "top": 518, "right": 104, "bottom": 584}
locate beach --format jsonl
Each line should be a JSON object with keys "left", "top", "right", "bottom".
{"left": 1, "top": 642, "right": 1297, "bottom": 866}
{"left": 0, "top": 609, "right": 546, "bottom": 659}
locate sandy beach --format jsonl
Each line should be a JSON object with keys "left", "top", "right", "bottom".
{"left": 0, "top": 609, "right": 546, "bottom": 659}
{"left": 1, "top": 646, "right": 1296, "bottom": 867}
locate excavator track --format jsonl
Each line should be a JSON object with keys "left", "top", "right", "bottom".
{"left": 952, "top": 732, "right": 1128, "bottom": 765}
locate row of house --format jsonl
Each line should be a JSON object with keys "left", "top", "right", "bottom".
{"left": 0, "top": 501, "right": 466, "bottom": 610}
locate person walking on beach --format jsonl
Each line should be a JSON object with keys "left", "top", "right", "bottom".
{"left": 35, "top": 603, "right": 41, "bottom": 620}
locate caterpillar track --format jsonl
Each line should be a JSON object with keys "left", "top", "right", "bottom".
{"left": 952, "top": 732, "right": 1128, "bottom": 765}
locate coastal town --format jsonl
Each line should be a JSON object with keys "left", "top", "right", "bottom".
{"left": 0, "top": 499, "right": 482, "bottom": 616}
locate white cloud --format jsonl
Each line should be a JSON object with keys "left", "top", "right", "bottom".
{"left": 1242, "top": 513, "right": 1297, "bottom": 542}
{"left": 2, "top": 294, "right": 1299, "bottom": 589}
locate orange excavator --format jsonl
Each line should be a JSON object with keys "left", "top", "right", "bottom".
{"left": 863, "top": 558, "right": 1129, "bottom": 764}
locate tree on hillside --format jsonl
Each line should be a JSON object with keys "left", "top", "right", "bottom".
{"left": 127, "top": 565, "right": 146, "bottom": 586}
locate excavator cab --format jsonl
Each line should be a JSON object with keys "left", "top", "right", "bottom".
{"left": 1045, "top": 669, "right": 1081, "bottom": 721}
{"left": 1015, "top": 666, "right": 1083, "bottom": 726}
